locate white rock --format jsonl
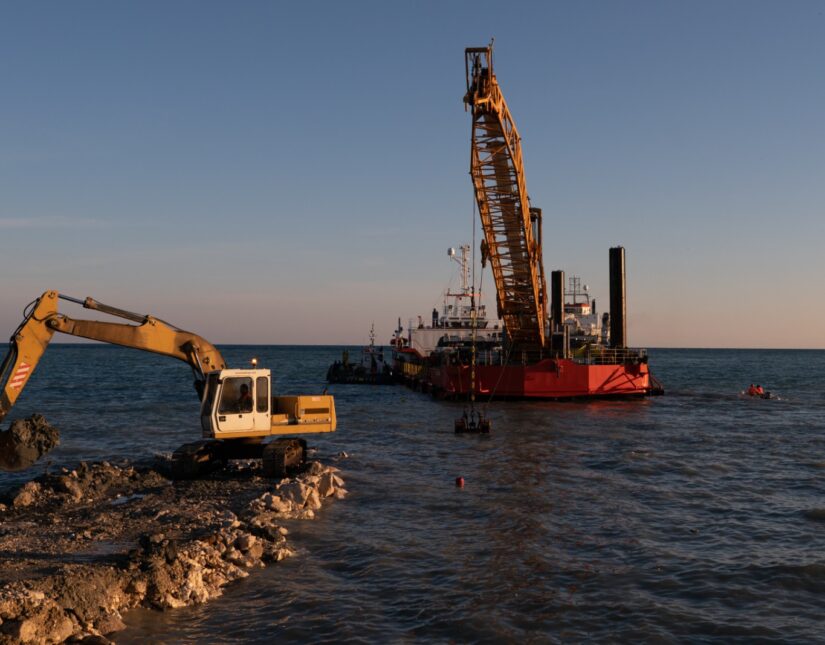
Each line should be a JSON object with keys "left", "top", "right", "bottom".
{"left": 12, "top": 482, "right": 41, "bottom": 508}
{"left": 275, "top": 547, "right": 295, "bottom": 561}
{"left": 247, "top": 542, "right": 264, "bottom": 560}
{"left": 305, "top": 488, "right": 322, "bottom": 511}
{"left": 265, "top": 494, "right": 290, "bottom": 513}
{"left": 224, "top": 547, "right": 243, "bottom": 563}
{"left": 307, "top": 461, "right": 325, "bottom": 476}
{"left": 235, "top": 534, "right": 257, "bottom": 552}
{"left": 317, "top": 472, "right": 336, "bottom": 497}
{"left": 278, "top": 482, "right": 311, "bottom": 506}
{"left": 250, "top": 512, "right": 283, "bottom": 530}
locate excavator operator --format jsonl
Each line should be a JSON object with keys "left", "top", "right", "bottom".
{"left": 237, "top": 383, "right": 253, "bottom": 413}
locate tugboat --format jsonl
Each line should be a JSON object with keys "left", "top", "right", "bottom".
{"left": 327, "top": 324, "right": 394, "bottom": 385}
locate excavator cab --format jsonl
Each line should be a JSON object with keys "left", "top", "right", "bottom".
{"left": 200, "top": 369, "right": 336, "bottom": 440}
{"left": 200, "top": 369, "right": 272, "bottom": 438}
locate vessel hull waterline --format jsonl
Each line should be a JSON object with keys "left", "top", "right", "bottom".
{"left": 425, "top": 359, "right": 652, "bottom": 400}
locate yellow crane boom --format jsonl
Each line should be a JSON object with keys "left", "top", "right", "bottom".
{"left": 464, "top": 44, "right": 547, "bottom": 349}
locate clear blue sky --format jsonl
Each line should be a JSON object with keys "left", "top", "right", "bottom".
{"left": 2, "top": 1, "right": 823, "bottom": 348}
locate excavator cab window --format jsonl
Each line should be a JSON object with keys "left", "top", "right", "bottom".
{"left": 200, "top": 373, "right": 220, "bottom": 436}
{"left": 218, "top": 377, "right": 254, "bottom": 414}
{"left": 255, "top": 376, "right": 269, "bottom": 413}
{"left": 201, "top": 376, "right": 218, "bottom": 411}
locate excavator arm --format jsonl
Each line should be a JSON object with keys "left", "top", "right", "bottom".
{"left": 0, "top": 290, "right": 226, "bottom": 424}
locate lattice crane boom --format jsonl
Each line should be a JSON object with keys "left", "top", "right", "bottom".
{"left": 464, "top": 45, "right": 547, "bottom": 349}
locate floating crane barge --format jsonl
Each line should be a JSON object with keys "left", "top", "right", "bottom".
{"left": 391, "top": 45, "right": 663, "bottom": 400}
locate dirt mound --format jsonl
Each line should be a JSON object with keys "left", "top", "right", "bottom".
{"left": 0, "top": 414, "right": 60, "bottom": 472}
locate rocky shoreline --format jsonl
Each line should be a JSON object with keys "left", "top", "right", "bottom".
{"left": 0, "top": 455, "right": 347, "bottom": 643}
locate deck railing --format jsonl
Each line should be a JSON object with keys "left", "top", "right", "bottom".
{"left": 432, "top": 346, "right": 648, "bottom": 367}
{"left": 573, "top": 347, "right": 648, "bottom": 365}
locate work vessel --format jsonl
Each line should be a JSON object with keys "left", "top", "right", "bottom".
{"left": 392, "top": 45, "right": 661, "bottom": 400}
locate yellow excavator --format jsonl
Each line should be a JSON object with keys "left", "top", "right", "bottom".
{"left": 0, "top": 290, "right": 336, "bottom": 478}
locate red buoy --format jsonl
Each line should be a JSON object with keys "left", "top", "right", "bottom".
{"left": 456, "top": 476, "right": 465, "bottom": 488}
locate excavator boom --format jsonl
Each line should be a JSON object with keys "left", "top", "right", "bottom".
{"left": 0, "top": 290, "right": 226, "bottom": 424}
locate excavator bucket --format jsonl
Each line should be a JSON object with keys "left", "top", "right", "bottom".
{"left": 0, "top": 414, "right": 60, "bottom": 471}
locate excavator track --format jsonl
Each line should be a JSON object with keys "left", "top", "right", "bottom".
{"left": 170, "top": 438, "right": 307, "bottom": 480}
{"left": 262, "top": 438, "right": 307, "bottom": 479}
{"left": 170, "top": 440, "right": 226, "bottom": 480}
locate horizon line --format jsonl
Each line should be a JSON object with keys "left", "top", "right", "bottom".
{"left": 45, "top": 342, "right": 825, "bottom": 351}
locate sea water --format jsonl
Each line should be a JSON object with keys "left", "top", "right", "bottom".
{"left": 3, "top": 346, "right": 823, "bottom": 642}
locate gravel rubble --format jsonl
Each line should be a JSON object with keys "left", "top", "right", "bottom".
{"left": 0, "top": 455, "right": 347, "bottom": 643}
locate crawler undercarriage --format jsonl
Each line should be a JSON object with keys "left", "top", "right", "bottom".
{"left": 170, "top": 438, "right": 308, "bottom": 480}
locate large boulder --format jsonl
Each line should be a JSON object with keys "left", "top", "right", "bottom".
{"left": 278, "top": 482, "right": 311, "bottom": 507}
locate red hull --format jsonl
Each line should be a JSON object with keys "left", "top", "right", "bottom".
{"left": 426, "top": 358, "right": 651, "bottom": 399}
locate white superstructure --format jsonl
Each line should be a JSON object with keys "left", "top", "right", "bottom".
{"left": 393, "top": 245, "right": 503, "bottom": 357}
{"left": 563, "top": 276, "right": 609, "bottom": 346}
{"left": 393, "top": 249, "right": 609, "bottom": 360}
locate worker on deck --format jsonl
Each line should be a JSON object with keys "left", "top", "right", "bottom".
{"left": 755, "top": 384, "right": 765, "bottom": 396}
{"left": 747, "top": 384, "right": 758, "bottom": 396}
